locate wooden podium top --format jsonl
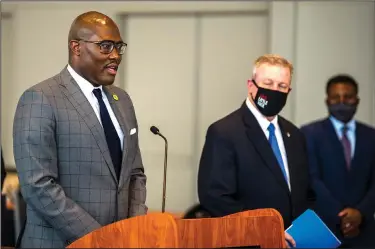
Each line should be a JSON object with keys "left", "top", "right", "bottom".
{"left": 175, "top": 208, "right": 285, "bottom": 248}
{"left": 67, "top": 208, "right": 285, "bottom": 248}
{"left": 67, "top": 212, "right": 178, "bottom": 248}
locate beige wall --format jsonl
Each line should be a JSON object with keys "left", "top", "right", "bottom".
{"left": 293, "top": 2, "right": 375, "bottom": 126}
{"left": 1, "top": 1, "right": 374, "bottom": 212}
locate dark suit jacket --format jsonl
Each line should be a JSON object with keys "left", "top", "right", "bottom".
{"left": 198, "top": 102, "right": 312, "bottom": 228}
{"left": 301, "top": 118, "right": 375, "bottom": 246}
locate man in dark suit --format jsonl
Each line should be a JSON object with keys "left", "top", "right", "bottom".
{"left": 301, "top": 74, "right": 375, "bottom": 247}
{"left": 13, "top": 11, "right": 147, "bottom": 248}
{"left": 198, "top": 54, "right": 312, "bottom": 247}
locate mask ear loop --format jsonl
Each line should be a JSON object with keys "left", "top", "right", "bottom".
{"left": 249, "top": 79, "right": 259, "bottom": 103}
{"left": 251, "top": 79, "right": 259, "bottom": 88}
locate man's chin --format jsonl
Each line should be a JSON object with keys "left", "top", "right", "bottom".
{"left": 98, "top": 76, "right": 116, "bottom": 86}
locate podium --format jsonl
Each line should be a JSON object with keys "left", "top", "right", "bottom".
{"left": 67, "top": 208, "right": 286, "bottom": 248}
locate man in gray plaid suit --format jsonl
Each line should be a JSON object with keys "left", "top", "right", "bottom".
{"left": 13, "top": 11, "right": 147, "bottom": 248}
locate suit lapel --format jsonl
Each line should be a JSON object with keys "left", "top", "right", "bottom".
{"left": 350, "top": 122, "right": 365, "bottom": 173}
{"left": 241, "top": 103, "right": 290, "bottom": 193}
{"left": 58, "top": 67, "right": 119, "bottom": 184}
{"left": 278, "top": 119, "right": 295, "bottom": 192}
{"left": 322, "top": 119, "right": 349, "bottom": 171}
{"left": 103, "top": 86, "right": 131, "bottom": 188}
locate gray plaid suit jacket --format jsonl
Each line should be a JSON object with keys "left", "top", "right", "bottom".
{"left": 13, "top": 67, "right": 147, "bottom": 248}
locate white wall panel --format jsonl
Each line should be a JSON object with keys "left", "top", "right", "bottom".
{"left": 196, "top": 14, "right": 268, "bottom": 159}
{"left": 1, "top": 16, "right": 15, "bottom": 167}
{"left": 124, "top": 16, "right": 198, "bottom": 211}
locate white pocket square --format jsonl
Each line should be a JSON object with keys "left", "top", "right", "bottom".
{"left": 130, "top": 128, "right": 137, "bottom": 135}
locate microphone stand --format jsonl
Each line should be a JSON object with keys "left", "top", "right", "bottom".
{"left": 159, "top": 133, "right": 168, "bottom": 213}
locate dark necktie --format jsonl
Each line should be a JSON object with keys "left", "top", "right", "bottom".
{"left": 341, "top": 126, "right": 351, "bottom": 170}
{"left": 268, "top": 123, "right": 288, "bottom": 183}
{"left": 93, "top": 88, "right": 122, "bottom": 179}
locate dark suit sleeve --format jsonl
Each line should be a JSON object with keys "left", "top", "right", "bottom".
{"left": 300, "top": 135, "right": 317, "bottom": 209}
{"left": 198, "top": 124, "right": 244, "bottom": 217}
{"left": 301, "top": 127, "right": 344, "bottom": 220}
{"left": 355, "top": 154, "right": 375, "bottom": 223}
{"left": 13, "top": 89, "right": 101, "bottom": 244}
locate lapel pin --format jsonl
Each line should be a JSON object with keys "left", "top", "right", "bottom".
{"left": 286, "top": 132, "right": 291, "bottom": 137}
{"left": 113, "top": 94, "right": 119, "bottom": 101}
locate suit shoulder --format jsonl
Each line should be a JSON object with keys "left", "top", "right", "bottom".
{"left": 206, "top": 108, "right": 242, "bottom": 136}
{"left": 279, "top": 116, "right": 297, "bottom": 129}
{"left": 356, "top": 121, "right": 375, "bottom": 135}
{"left": 278, "top": 115, "right": 304, "bottom": 134}
{"left": 17, "top": 73, "right": 61, "bottom": 101}
{"left": 299, "top": 118, "right": 327, "bottom": 134}
{"left": 279, "top": 116, "right": 313, "bottom": 144}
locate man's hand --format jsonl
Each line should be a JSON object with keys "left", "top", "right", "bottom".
{"left": 338, "top": 207, "right": 362, "bottom": 237}
{"left": 285, "top": 231, "right": 296, "bottom": 248}
{"left": 1, "top": 173, "right": 20, "bottom": 209}
{"left": 342, "top": 226, "right": 360, "bottom": 238}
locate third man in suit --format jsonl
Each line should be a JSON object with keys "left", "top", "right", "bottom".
{"left": 198, "top": 54, "right": 313, "bottom": 247}
{"left": 301, "top": 74, "right": 375, "bottom": 247}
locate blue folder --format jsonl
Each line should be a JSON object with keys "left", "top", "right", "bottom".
{"left": 285, "top": 209, "right": 341, "bottom": 248}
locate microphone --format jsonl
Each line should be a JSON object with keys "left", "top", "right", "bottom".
{"left": 150, "top": 125, "right": 168, "bottom": 213}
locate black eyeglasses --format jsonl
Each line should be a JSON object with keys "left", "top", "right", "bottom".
{"left": 79, "top": 40, "right": 127, "bottom": 55}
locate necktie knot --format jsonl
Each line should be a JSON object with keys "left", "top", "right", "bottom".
{"left": 268, "top": 123, "right": 275, "bottom": 134}
{"left": 93, "top": 88, "right": 103, "bottom": 100}
{"left": 342, "top": 125, "right": 349, "bottom": 134}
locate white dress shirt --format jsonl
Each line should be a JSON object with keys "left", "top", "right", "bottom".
{"left": 246, "top": 97, "right": 291, "bottom": 190}
{"left": 329, "top": 116, "right": 356, "bottom": 158}
{"left": 67, "top": 64, "right": 124, "bottom": 150}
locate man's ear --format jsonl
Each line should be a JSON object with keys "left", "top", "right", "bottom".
{"left": 69, "top": 40, "right": 81, "bottom": 56}
{"left": 247, "top": 79, "right": 254, "bottom": 88}
{"left": 325, "top": 97, "right": 330, "bottom": 106}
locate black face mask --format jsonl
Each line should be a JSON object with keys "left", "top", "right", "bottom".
{"left": 328, "top": 103, "right": 357, "bottom": 123}
{"left": 251, "top": 80, "right": 289, "bottom": 117}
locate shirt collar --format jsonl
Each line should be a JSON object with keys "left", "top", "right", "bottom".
{"left": 67, "top": 64, "right": 102, "bottom": 96}
{"left": 246, "top": 97, "right": 278, "bottom": 133}
{"left": 329, "top": 115, "right": 356, "bottom": 133}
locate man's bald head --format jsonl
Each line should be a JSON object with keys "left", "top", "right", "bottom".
{"left": 68, "top": 11, "right": 124, "bottom": 87}
{"left": 68, "top": 11, "right": 119, "bottom": 43}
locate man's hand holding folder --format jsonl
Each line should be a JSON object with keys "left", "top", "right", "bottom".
{"left": 285, "top": 209, "right": 341, "bottom": 248}
{"left": 285, "top": 232, "right": 296, "bottom": 248}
